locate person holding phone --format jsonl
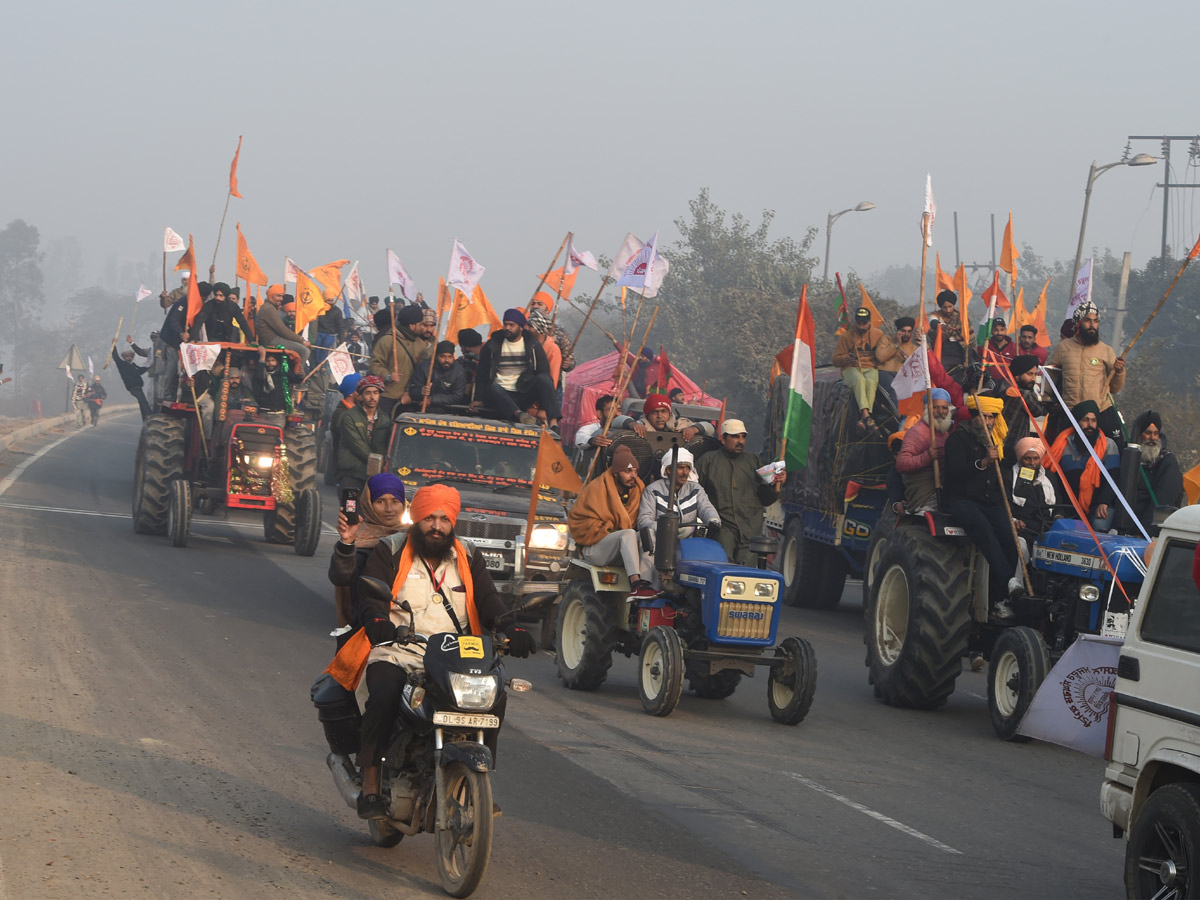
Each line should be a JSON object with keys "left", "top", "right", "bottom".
{"left": 328, "top": 473, "right": 407, "bottom": 638}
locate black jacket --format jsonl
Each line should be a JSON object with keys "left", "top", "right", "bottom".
{"left": 243, "top": 363, "right": 287, "bottom": 411}
{"left": 191, "top": 297, "right": 252, "bottom": 343}
{"left": 944, "top": 418, "right": 1004, "bottom": 506}
{"left": 1004, "top": 459, "right": 1056, "bottom": 538}
{"left": 478, "top": 330, "right": 550, "bottom": 391}
{"left": 159, "top": 299, "right": 188, "bottom": 349}
{"left": 111, "top": 346, "right": 148, "bottom": 390}
{"left": 407, "top": 359, "right": 469, "bottom": 408}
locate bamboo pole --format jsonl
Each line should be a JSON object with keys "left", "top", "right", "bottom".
{"left": 211, "top": 191, "right": 232, "bottom": 279}
{"left": 528, "top": 232, "right": 570, "bottom": 308}
{"left": 420, "top": 291, "right": 448, "bottom": 413}
{"left": 569, "top": 275, "right": 611, "bottom": 351}
{"left": 1118, "top": 250, "right": 1195, "bottom": 360}
{"left": 583, "top": 305, "right": 656, "bottom": 484}
{"left": 102, "top": 317, "right": 124, "bottom": 369}
{"left": 162, "top": 252, "right": 168, "bottom": 294}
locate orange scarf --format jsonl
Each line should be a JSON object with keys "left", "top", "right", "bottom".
{"left": 389, "top": 536, "right": 480, "bottom": 636}
{"left": 1046, "top": 429, "right": 1108, "bottom": 513}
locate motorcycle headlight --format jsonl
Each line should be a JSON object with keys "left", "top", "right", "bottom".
{"left": 449, "top": 673, "right": 500, "bottom": 710}
{"left": 722, "top": 579, "right": 746, "bottom": 598}
{"left": 529, "top": 523, "right": 569, "bottom": 550}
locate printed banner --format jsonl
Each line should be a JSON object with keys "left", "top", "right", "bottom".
{"left": 1018, "top": 634, "right": 1121, "bottom": 757}
{"left": 179, "top": 342, "right": 222, "bottom": 377}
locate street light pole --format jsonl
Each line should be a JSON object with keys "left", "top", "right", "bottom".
{"left": 823, "top": 201, "right": 875, "bottom": 281}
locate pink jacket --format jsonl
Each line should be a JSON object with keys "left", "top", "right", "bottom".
{"left": 895, "top": 420, "right": 949, "bottom": 474}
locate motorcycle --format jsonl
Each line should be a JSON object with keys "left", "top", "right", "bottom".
{"left": 314, "top": 577, "right": 536, "bottom": 898}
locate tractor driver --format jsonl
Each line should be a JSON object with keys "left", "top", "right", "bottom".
{"left": 636, "top": 448, "right": 721, "bottom": 585}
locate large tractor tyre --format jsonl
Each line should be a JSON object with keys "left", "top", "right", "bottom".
{"left": 293, "top": 488, "right": 323, "bottom": 557}
{"left": 768, "top": 636, "right": 817, "bottom": 725}
{"left": 864, "top": 524, "right": 973, "bottom": 710}
{"left": 638, "top": 626, "right": 684, "bottom": 717}
{"left": 167, "top": 479, "right": 192, "bottom": 548}
{"left": 555, "top": 580, "right": 621, "bottom": 691}
{"left": 132, "top": 414, "right": 186, "bottom": 535}
{"left": 1124, "top": 782, "right": 1200, "bottom": 900}
{"left": 789, "top": 533, "right": 846, "bottom": 610}
{"left": 264, "top": 426, "right": 319, "bottom": 545}
{"left": 987, "top": 626, "right": 1050, "bottom": 742}
{"left": 686, "top": 662, "right": 743, "bottom": 699}
{"left": 862, "top": 515, "right": 895, "bottom": 613}
{"left": 779, "top": 518, "right": 814, "bottom": 607}
{"left": 315, "top": 434, "right": 329, "bottom": 476}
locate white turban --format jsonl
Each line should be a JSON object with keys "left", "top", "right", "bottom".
{"left": 660, "top": 447, "right": 697, "bottom": 481}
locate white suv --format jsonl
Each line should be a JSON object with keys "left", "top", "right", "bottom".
{"left": 1101, "top": 505, "right": 1200, "bottom": 899}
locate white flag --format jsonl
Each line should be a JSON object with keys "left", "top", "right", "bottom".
{"left": 564, "top": 234, "right": 598, "bottom": 275}
{"left": 1018, "top": 634, "right": 1121, "bottom": 757}
{"left": 387, "top": 250, "right": 416, "bottom": 302}
{"left": 891, "top": 345, "right": 928, "bottom": 402}
{"left": 284, "top": 257, "right": 301, "bottom": 285}
{"left": 1068, "top": 257, "right": 1094, "bottom": 319}
{"left": 617, "top": 230, "right": 659, "bottom": 292}
{"left": 446, "top": 239, "right": 485, "bottom": 297}
{"left": 342, "top": 261, "right": 364, "bottom": 307}
{"left": 88, "top": 356, "right": 94, "bottom": 376}
{"left": 65, "top": 366, "right": 73, "bottom": 382}
{"left": 327, "top": 342, "right": 356, "bottom": 385}
{"left": 179, "top": 342, "right": 223, "bottom": 377}
{"left": 164, "top": 227, "right": 186, "bottom": 254}
{"left": 607, "top": 232, "right": 669, "bottom": 297}
{"left": 923, "top": 174, "right": 936, "bottom": 247}
{"left": 136, "top": 284, "right": 153, "bottom": 303}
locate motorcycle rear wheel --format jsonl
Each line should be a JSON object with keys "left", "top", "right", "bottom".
{"left": 435, "top": 760, "right": 493, "bottom": 898}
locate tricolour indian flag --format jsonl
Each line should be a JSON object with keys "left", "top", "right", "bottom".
{"left": 783, "top": 286, "right": 816, "bottom": 471}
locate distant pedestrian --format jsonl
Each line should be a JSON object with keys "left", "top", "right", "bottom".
{"left": 84, "top": 376, "right": 107, "bottom": 426}
{"left": 72, "top": 375, "right": 88, "bottom": 426}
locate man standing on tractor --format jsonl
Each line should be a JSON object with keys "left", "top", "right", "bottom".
{"left": 568, "top": 445, "right": 657, "bottom": 600}
{"left": 1046, "top": 300, "right": 1126, "bottom": 443}
{"left": 336, "top": 375, "right": 390, "bottom": 492}
{"left": 110, "top": 344, "right": 151, "bottom": 420}
{"left": 928, "top": 289, "right": 969, "bottom": 384}
{"left": 696, "top": 418, "right": 783, "bottom": 566}
{"left": 184, "top": 282, "right": 253, "bottom": 345}
{"left": 256, "top": 285, "right": 313, "bottom": 363}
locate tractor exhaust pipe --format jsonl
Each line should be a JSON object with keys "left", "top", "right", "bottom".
{"left": 1114, "top": 444, "right": 1142, "bottom": 534}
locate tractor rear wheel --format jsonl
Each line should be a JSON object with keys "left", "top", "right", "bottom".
{"left": 293, "top": 487, "right": 322, "bottom": 557}
{"left": 264, "top": 426, "right": 318, "bottom": 544}
{"left": 555, "top": 580, "right": 621, "bottom": 691}
{"left": 132, "top": 414, "right": 186, "bottom": 535}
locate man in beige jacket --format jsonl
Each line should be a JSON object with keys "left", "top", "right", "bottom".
{"left": 1046, "top": 300, "right": 1126, "bottom": 442}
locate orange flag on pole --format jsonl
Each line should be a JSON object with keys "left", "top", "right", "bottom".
{"left": 229, "top": 135, "right": 244, "bottom": 199}
{"left": 981, "top": 270, "right": 1011, "bottom": 313}
{"left": 294, "top": 270, "right": 325, "bottom": 333}
{"left": 935, "top": 253, "right": 954, "bottom": 295}
{"left": 532, "top": 266, "right": 579, "bottom": 305}
{"left": 174, "top": 235, "right": 196, "bottom": 274}
{"left": 1011, "top": 287, "right": 1027, "bottom": 330}
{"left": 184, "top": 237, "right": 203, "bottom": 327}
{"left": 1031, "top": 277, "right": 1052, "bottom": 348}
{"left": 1000, "top": 212, "right": 1019, "bottom": 281}
{"left": 857, "top": 284, "right": 885, "bottom": 329}
{"left": 524, "top": 429, "right": 583, "bottom": 549}
{"left": 235, "top": 223, "right": 268, "bottom": 286}
{"left": 954, "top": 263, "right": 974, "bottom": 326}
{"left": 445, "top": 281, "right": 502, "bottom": 338}
{"left": 309, "top": 259, "right": 350, "bottom": 295}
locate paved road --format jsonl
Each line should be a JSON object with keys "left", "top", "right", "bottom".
{"left": 0, "top": 413, "right": 1125, "bottom": 898}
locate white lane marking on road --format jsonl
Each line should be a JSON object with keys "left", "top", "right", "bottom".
{"left": 783, "top": 771, "right": 962, "bottom": 855}
{"left": 0, "top": 431, "right": 78, "bottom": 499}
{"left": 962, "top": 691, "right": 987, "bottom": 701}
{"left": 0, "top": 502, "right": 338, "bottom": 535}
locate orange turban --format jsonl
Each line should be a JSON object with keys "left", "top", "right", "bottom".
{"left": 408, "top": 484, "right": 461, "bottom": 525}
{"left": 267, "top": 283, "right": 285, "bottom": 299}
{"left": 322, "top": 287, "right": 338, "bottom": 302}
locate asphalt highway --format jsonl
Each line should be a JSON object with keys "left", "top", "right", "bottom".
{"left": 0, "top": 412, "right": 1124, "bottom": 898}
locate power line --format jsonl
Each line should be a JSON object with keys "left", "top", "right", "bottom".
{"left": 1127, "top": 133, "right": 1200, "bottom": 271}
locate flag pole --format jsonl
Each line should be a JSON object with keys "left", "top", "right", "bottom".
{"left": 386, "top": 251, "right": 400, "bottom": 389}
{"left": 583, "top": 304, "right": 656, "bottom": 484}
{"left": 918, "top": 212, "right": 940, "bottom": 492}
{"left": 102, "top": 317, "right": 124, "bottom": 369}
{"left": 211, "top": 190, "right": 232, "bottom": 281}
{"left": 569, "top": 276, "right": 611, "bottom": 351}
{"left": 1118, "top": 248, "right": 1196, "bottom": 360}
{"left": 529, "top": 232, "right": 570, "bottom": 308}
{"left": 523, "top": 434, "right": 546, "bottom": 552}
{"left": 970, "top": 385, "right": 1032, "bottom": 593}
{"left": 162, "top": 251, "right": 167, "bottom": 294}
{"left": 420, "top": 290, "right": 448, "bottom": 413}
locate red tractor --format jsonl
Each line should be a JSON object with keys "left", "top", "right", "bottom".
{"left": 131, "top": 345, "right": 322, "bottom": 555}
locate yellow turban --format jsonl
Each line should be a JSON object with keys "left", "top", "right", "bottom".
{"left": 966, "top": 395, "right": 1007, "bottom": 459}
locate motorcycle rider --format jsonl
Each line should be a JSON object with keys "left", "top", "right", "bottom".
{"left": 356, "top": 484, "right": 535, "bottom": 819}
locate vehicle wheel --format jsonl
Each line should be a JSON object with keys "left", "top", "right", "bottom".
{"left": 132, "top": 414, "right": 186, "bottom": 535}
{"left": 555, "top": 580, "right": 620, "bottom": 691}
{"left": 167, "top": 478, "right": 191, "bottom": 548}
{"left": 435, "top": 761, "right": 493, "bottom": 899}
{"left": 864, "top": 523, "right": 972, "bottom": 709}
{"left": 685, "top": 656, "right": 742, "bottom": 699}
{"left": 987, "top": 626, "right": 1049, "bottom": 741}
{"left": 768, "top": 636, "right": 817, "bottom": 725}
{"left": 1124, "top": 782, "right": 1200, "bottom": 900}
{"left": 638, "top": 626, "right": 684, "bottom": 717}
{"left": 293, "top": 487, "right": 322, "bottom": 557}
{"left": 368, "top": 817, "right": 404, "bottom": 848}
{"left": 783, "top": 523, "right": 845, "bottom": 610}
{"left": 780, "top": 518, "right": 810, "bottom": 606}
{"left": 264, "top": 425, "right": 318, "bottom": 544}
{"left": 862, "top": 514, "right": 895, "bottom": 612}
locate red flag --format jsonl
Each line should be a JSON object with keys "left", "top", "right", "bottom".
{"left": 981, "top": 270, "right": 1010, "bottom": 311}
{"left": 229, "top": 135, "right": 244, "bottom": 199}
{"left": 656, "top": 346, "right": 672, "bottom": 393}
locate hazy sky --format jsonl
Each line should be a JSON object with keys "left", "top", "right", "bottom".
{"left": 4, "top": 0, "right": 1199, "bottom": 315}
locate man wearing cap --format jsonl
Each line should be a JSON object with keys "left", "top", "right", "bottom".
{"left": 354, "top": 483, "right": 533, "bottom": 819}
{"left": 256, "top": 284, "right": 313, "bottom": 362}
{"left": 637, "top": 448, "right": 721, "bottom": 583}
{"left": 832, "top": 307, "right": 895, "bottom": 432}
{"left": 407, "top": 340, "right": 468, "bottom": 411}
{"left": 1045, "top": 400, "right": 1122, "bottom": 529}
{"left": 1131, "top": 410, "right": 1184, "bottom": 529}
{"left": 986, "top": 317, "right": 1017, "bottom": 367}
{"left": 1017, "top": 325, "right": 1047, "bottom": 366}
{"left": 336, "top": 375, "right": 391, "bottom": 491}
{"left": 635, "top": 393, "right": 712, "bottom": 442}
{"left": 895, "top": 388, "right": 954, "bottom": 513}
{"left": 368, "top": 304, "right": 430, "bottom": 417}
{"left": 569, "top": 445, "right": 657, "bottom": 598}
{"left": 111, "top": 341, "right": 152, "bottom": 420}
{"left": 697, "top": 419, "right": 783, "bottom": 566}
{"left": 1046, "top": 301, "right": 1126, "bottom": 442}
{"left": 477, "top": 309, "right": 561, "bottom": 432}
{"left": 928, "top": 289, "right": 969, "bottom": 381}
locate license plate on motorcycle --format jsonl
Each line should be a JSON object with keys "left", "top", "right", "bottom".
{"left": 433, "top": 712, "right": 500, "bottom": 728}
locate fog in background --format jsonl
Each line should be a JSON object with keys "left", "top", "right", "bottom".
{"left": 3, "top": 0, "right": 1199, "bottom": 414}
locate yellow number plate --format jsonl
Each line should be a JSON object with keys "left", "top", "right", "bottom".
{"left": 457, "top": 636, "right": 484, "bottom": 659}
{"left": 432, "top": 712, "right": 499, "bottom": 728}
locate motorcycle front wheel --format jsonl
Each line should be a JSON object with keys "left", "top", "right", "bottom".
{"left": 435, "top": 760, "right": 493, "bottom": 898}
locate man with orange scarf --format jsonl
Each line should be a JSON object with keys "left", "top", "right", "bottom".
{"left": 354, "top": 484, "right": 534, "bottom": 819}
{"left": 568, "top": 445, "right": 656, "bottom": 599}
{"left": 1045, "top": 400, "right": 1121, "bottom": 530}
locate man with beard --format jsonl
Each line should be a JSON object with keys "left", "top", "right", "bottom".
{"left": 878, "top": 316, "right": 920, "bottom": 400}
{"left": 456, "top": 328, "right": 484, "bottom": 405}
{"left": 185, "top": 282, "right": 253, "bottom": 344}
{"left": 1017, "top": 324, "right": 1047, "bottom": 366}
{"left": 1045, "top": 400, "right": 1122, "bottom": 529}
{"left": 256, "top": 284, "right": 313, "bottom": 362}
{"left": 895, "top": 388, "right": 954, "bottom": 512}
{"left": 477, "top": 308, "right": 560, "bottom": 433}
{"left": 368, "top": 304, "right": 429, "bottom": 416}
{"left": 1047, "top": 300, "right": 1126, "bottom": 442}
{"left": 943, "top": 395, "right": 1019, "bottom": 619}
{"left": 628, "top": 393, "right": 712, "bottom": 442}
{"left": 986, "top": 317, "right": 1017, "bottom": 367}
{"left": 994, "top": 355, "right": 1046, "bottom": 458}
{"left": 336, "top": 375, "right": 391, "bottom": 491}
{"left": 354, "top": 484, "right": 534, "bottom": 819}
{"left": 407, "top": 340, "right": 468, "bottom": 411}
{"left": 928, "top": 289, "right": 969, "bottom": 382}
{"left": 1131, "top": 410, "right": 1185, "bottom": 529}
{"left": 242, "top": 353, "right": 288, "bottom": 418}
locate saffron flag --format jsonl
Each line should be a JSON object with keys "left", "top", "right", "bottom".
{"left": 1068, "top": 257, "right": 1093, "bottom": 319}
{"left": 445, "top": 282, "right": 502, "bottom": 338}
{"left": 1011, "top": 287, "right": 1027, "bottom": 332}
{"left": 174, "top": 234, "right": 196, "bottom": 274}
{"left": 857, "top": 284, "right": 885, "bottom": 329}
{"left": 564, "top": 234, "right": 598, "bottom": 275}
{"left": 533, "top": 266, "right": 578, "bottom": 304}
{"left": 235, "top": 223, "right": 268, "bottom": 286}
{"left": 1000, "top": 212, "right": 1019, "bottom": 281}
{"left": 935, "top": 253, "right": 954, "bottom": 295}
{"left": 525, "top": 429, "right": 584, "bottom": 549}
{"left": 923, "top": 174, "right": 936, "bottom": 247}
{"left": 179, "top": 342, "right": 223, "bottom": 377}
{"left": 1031, "top": 277, "right": 1052, "bottom": 348}
{"left": 892, "top": 343, "right": 929, "bottom": 419}
{"left": 310, "top": 259, "right": 349, "bottom": 295}
{"left": 327, "top": 343, "right": 356, "bottom": 386}
{"left": 294, "top": 270, "right": 325, "bottom": 333}
{"left": 1184, "top": 461, "right": 1200, "bottom": 505}
{"left": 782, "top": 287, "right": 816, "bottom": 471}
{"left": 284, "top": 257, "right": 301, "bottom": 285}
{"left": 183, "top": 238, "right": 203, "bottom": 327}
{"left": 228, "top": 135, "right": 244, "bottom": 199}
{"left": 1017, "top": 634, "right": 1121, "bottom": 757}
{"left": 447, "top": 239, "right": 485, "bottom": 297}
{"left": 981, "top": 269, "right": 1010, "bottom": 313}
{"left": 954, "top": 263, "right": 974, "bottom": 329}
{"left": 387, "top": 249, "right": 416, "bottom": 302}
{"left": 164, "top": 227, "right": 186, "bottom": 254}
{"left": 617, "top": 230, "right": 659, "bottom": 292}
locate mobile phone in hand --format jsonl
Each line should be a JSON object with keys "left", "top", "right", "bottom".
{"left": 341, "top": 488, "right": 360, "bottom": 525}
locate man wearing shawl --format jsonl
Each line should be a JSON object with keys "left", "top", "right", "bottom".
{"left": 1131, "top": 410, "right": 1185, "bottom": 529}
{"left": 1045, "top": 400, "right": 1122, "bottom": 529}
{"left": 328, "top": 473, "right": 407, "bottom": 637}
{"left": 352, "top": 484, "right": 534, "bottom": 819}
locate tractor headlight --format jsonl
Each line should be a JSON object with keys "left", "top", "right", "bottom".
{"left": 529, "top": 523, "right": 569, "bottom": 550}
{"left": 1079, "top": 584, "right": 1101, "bottom": 603}
{"left": 449, "top": 673, "right": 500, "bottom": 710}
{"left": 754, "top": 581, "right": 777, "bottom": 599}
{"left": 722, "top": 579, "right": 746, "bottom": 598}
{"left": 256, "top": 455, "right": 274, "bottom": 469}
